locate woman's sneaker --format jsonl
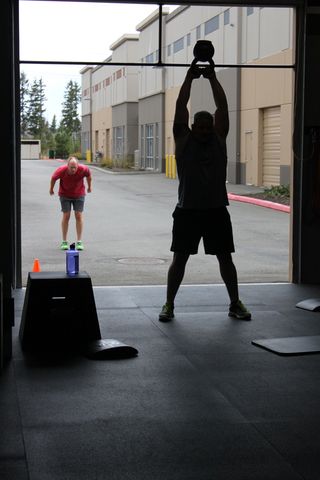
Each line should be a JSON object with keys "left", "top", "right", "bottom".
{"left": 229, "top": 300, "right": 251, "bottom": 320}
{"left": 159, "top": 302, "right": 174, "bottom": 322}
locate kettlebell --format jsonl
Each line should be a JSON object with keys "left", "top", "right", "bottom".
{"left": 191, "top": 40, "right": 215, "bottom": 77}
{"left": 193, "top": 40, "right": 215, "bottom": 62}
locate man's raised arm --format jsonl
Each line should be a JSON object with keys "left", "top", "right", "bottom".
{"left": 174, "top": 66, "right": 201, "bottom": 131}
{"left": 204, "top": 66, "right": 229, "bottom": 139}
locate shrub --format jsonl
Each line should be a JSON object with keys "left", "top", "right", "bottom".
{"left": 263, "top": 184, "right": 290, "bottom": 198}
{"left": 69, "top": 152, "right": 82, "bottom": 160}
{"left": 101, "top": 158, "right": 113, "bottom": 169}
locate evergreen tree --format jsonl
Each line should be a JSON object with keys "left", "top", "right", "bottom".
{"left": 55, "top": 129, "right": 73, "bottom": 159}
{"left": 60, "top": 80, "right": 81, "bottom": 134}
{"left": 41, "top": 120, "right": 56, "bottom": 153}
{"left": 20, "top": 71, "right": 30, "bottom": 137}
{"left": 27, "top": 78, "right": 47, "bottom": 139}
{"left": 19, "top": 74, "right": 82, "bottom": 158}
{"left": 60, "top": 80, "right": 81, "bottom": 153}
{"left": 50, "top": 115, "right": 57, "bottom": 134}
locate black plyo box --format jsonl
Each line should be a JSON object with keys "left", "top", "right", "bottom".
{"left": 19, "top": 272, "right": 101, "bottom": 352}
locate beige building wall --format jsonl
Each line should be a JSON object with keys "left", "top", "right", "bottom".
{"left": 240, "top": 50, "right": 294, "bottom": 186}
{"left": 82, "top": 5, "right": 294, "bottom": 180}
{"left": 92, "top": 106, "right": 112, "bottom": 160}
{"left": 88, "top": 35, "right": 140, "bottom": 162}
{"left": 137, "top": 8, "right": 169, "bottom": 99}
{"left": 165, "top": 86, "right": 180, "bottom": 156}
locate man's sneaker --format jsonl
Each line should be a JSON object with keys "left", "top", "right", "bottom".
{"left": 159, "top": 302, "right": 174, "bottom": 322}
{"left": 76, "top": 241, "right": 84, "bottom": 251}
{"left": 229, "top": 300, "right": 251, "bottom": 320}
{"left": 60, "top": 241, "right": 68, "bottom": 251}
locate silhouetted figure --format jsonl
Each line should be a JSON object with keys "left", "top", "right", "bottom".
{"left": 159, "top": 62, "right": 251, "bottom": 321}
{"left": 50, "top": 157, "right": 92, "bottom": 251}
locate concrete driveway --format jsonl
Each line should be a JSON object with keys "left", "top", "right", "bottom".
{"left": 21, "top": 159, "right": 290, "bottom": 286}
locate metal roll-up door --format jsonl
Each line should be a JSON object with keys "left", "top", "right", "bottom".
{"left": 262, "top": 106, "right": 281, "bottom": 186}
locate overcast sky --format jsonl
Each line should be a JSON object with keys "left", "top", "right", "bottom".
{"left": 19, "top": 1, "right": 169, "bottom": 122}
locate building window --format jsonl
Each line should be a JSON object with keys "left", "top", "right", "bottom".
{"left": 173, "top": 37, "right": 184, "bottom": 54}
{"left": 196, "top": 25, "right": 201, "bottom": 40}
{"left": 224, "top": 9, "right": 230, "bottom": 25}
{"left": 95, "top": 130, "right": 99, "bottom": 153}
{"left": 155, "top": 123, "right": 159, "bottom": 165}
{"left": 145, "top": 124, "right": 154, "bottom": 169}
{"left": 113, "top": 126, "right": 124, "bottom": 159}
{"left": 187, "top": 33, "right": 191, "bottom": 46}
{"left": 167, "top": 44, "right": 171, "bottom": 56}
{"left": 146, "top": 52, "right": 154, "bottom": 64}
{"left": 141, "top": 125, "right": 144, "bottom": 163}
{"left": 247, "top": 7, "right": 254, "bottom": 15}
{"left": 204, "top": 15, "right": 219, "bottom": 35}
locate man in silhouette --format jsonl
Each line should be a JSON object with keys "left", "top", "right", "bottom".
{"left": 50, "top": 157, "right": 92, "bottom": 251}
{"left": 159, "top": 62, "right": 251, "bottom": 321}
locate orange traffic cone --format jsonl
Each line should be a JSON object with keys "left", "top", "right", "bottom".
{"left": 32, "top": 258, "right": 41, "bottom": 272}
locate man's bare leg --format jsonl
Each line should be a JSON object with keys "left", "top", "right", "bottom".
{"left": 216, "top": 253, "right": 239, "bottom": 303}
{"left": 159, "top": 252, "right": 189, "bottom": 321}
{"left": 74, "top": 211, "right": 83, "bottom": 242}
{"left": 61, "top": 211, "right": 71, "bottom": 242}
{"left": 166, "top": 252, "right": 190, "bottom": 305}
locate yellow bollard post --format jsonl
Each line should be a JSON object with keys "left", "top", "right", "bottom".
{"left": 172, "top": 155, "right": 176, "bottom": 179}
{"left": 165, "top": 154, "right": 169, "bottom": 177}
{"left": 169, "top": 155, "right": 173, "bottom": 179}
{"left": 86, "top": 150, "right": 91, "bottom": 163}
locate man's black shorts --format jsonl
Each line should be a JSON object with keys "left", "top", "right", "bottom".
{"left": 170, "top": 206, "right": 235, "bottom": 255}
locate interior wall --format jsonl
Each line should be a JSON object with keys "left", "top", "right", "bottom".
{"left": 1, "top": 0, "right": 19, "bottom": 365}
{"left": 298, "top": 11, "right": 320, "bottom": 283}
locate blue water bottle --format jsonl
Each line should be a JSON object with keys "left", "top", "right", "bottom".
{"left": 66, "top": 243, "right": 79, "bottom": 276}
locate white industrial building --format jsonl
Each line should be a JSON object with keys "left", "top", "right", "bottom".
{"left": 81, "top": 5, "right": 294, "bottom": 186}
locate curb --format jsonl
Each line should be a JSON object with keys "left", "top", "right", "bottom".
{"left": 228, "top": 193, "right": 290, "bottom": 213}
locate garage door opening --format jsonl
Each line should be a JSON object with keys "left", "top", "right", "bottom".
{"left": 20, "top": 1, "right": 293, "bottom": 286}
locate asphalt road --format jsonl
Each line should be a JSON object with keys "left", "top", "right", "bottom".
{"left": 21, "top": 160, "right": 290, "bottom": 287}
